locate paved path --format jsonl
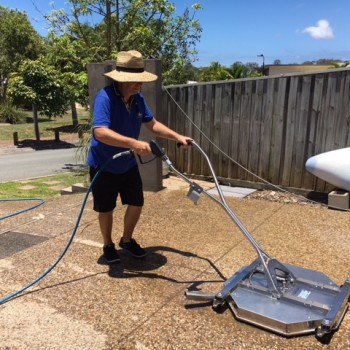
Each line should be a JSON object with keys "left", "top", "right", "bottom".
{"left": 0, "top": 139, "right": 84, "bottom": 183}
{"left": 0, "top": 147, "right": 85, "bottom": 182}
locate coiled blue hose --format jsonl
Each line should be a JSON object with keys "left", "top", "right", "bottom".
{"left": 0, "top": 150, "right": 132, "bottom": 305}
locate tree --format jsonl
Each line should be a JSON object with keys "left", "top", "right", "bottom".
{"left": 302, "top": 61, "right": 316, "bottom": 65}
{"left": 45, "top": 0, "right": 203, "bottom": 84}
{"left": 228, "top": 61, "right": 250, "bottom": 79}
{"left": 302, "top": 58, "right": 345, "bottom": 66}
{"left": 0, "top": 6, "right": 45, "bottom": 103}
{"left": 45, "top": 33, "right": 90, "bottom": 127}
{"left": 7, "top": 58, "right": 69, "bottom": 140}
{"left": 198, "top": 62, "right": 232, "bottom": 82}
{"left": 244, "top": 62, "right": 261, "bottom": 77}
{"left": 165, "top": 61, "right": 199, "bottom": 85}
{"left": 316, "top": 58, "right": 339, "bottom": 65}
{"left": 332, "top": 61, "right": 350, "bottom": 68}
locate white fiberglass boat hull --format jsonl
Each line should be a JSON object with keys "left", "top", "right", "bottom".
{"left": 305, "top": 148, "right": 350, "bottom": 191}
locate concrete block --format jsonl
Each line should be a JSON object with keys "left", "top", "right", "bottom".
{"left": 60, "top": 186, "right": 73, "bottom": 195}
{"left": 60, "top": 183, "right": 88, "bottom": 195}
{"left": 72, "top": 183, "right": 88, "bottom": 193}
{"left": 328, "top": 190, "right": 349, "bottom": 210}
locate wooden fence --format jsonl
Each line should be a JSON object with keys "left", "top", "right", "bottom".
{"left": 159, "top": 68, "right": 350, "bottom": 193}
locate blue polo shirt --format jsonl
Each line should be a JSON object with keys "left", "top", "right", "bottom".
{"left": 87, "top": 84, "right": 153, "bottom": 174}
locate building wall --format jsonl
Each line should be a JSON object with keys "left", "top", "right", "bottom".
{"left": 266, "top": 65, "right": 332, "bottom": 76}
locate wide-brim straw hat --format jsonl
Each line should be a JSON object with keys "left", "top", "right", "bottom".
{"left": 104, "top": 50, "right": 158, "bottom": 83}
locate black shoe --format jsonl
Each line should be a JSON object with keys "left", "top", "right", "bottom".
{"left": 119, "top": 238, "right": 146, "bottom": 258}
{"left": 103, "top": 243, "right": 121, "bottom": 263}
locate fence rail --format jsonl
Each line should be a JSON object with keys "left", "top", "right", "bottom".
{"left": 159, "top": 68, "right": 350, "bottom": 193}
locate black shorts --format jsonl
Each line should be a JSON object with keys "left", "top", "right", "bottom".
{"left": 89, "top": 166, "right": 144, "bottom": 212}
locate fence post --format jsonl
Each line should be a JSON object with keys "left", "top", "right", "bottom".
{"left": 13, "top": 132, "right": 18, "bottom": 146}
{"left": 55, "top": 129, "right": 60, "bottom": 142}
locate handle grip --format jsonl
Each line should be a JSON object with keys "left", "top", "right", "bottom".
{"left": 150, "top": 140, "right": 166, "bottom": 158}
{"left": 177, "top": 139, "right": 193, "bottom": 148}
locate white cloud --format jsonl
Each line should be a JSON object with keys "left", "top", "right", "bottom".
{"left": 302, "top": 19, "right": 334, "bottom": 39}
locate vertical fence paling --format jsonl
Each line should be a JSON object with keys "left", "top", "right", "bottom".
{"left": 162, "top": 68, "right": 350, "bottom": 192}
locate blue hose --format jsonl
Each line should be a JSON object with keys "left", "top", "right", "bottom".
{"left": 0, "top": 150, "right": 132, "bottom": 305}
{"left": 0, "top": 198, "right": 45, "bottom": 221}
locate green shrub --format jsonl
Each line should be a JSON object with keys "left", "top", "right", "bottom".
{"left": 0, "top": 103, "right": 26, "bottom": 124}
{"left": 77, "top": 114, "right": 92, "bottom": 162}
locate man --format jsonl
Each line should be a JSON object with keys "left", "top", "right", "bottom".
{"left": 87, "top": 50, "right": 192, "bottom": 263}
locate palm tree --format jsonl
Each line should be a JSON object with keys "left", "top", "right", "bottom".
{"left": 198, "top": 62, "right": 232, "bottom": 82}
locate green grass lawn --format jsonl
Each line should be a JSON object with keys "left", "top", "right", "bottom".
{"left": 0, "top": 108, "right": 91, "bottom": 142}
{"left": 0, "top": 172, "right": 89, "bottom": 199}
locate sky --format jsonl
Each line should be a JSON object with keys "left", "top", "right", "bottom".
{"left": 1, "top": 0, "right": 350, "bottom": 67}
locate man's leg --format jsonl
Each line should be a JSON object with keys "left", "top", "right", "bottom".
{"left": 99, "top": 210, "right": 114, "bottom": 245}
{"left": 122, "top": 205, "right": 142, "bottom": 242}
{"left": 99, "top": 210, "right": 120, "bottom": 263}
{"left": 118, "top": 167, "right": 146, "bottom": 257}
{"left": 119, "top": 205, "right": 146, "bottom": 258}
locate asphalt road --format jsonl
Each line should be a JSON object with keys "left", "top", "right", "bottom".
{"left": 0, "top": 148, "right": 86, "bottom": 182}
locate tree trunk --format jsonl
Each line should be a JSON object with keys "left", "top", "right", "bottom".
{"left": 33, "top": 104, "right": 40, "bottom": 141}
{"left": 106, "top": 0, "right": 112, "bottom": 58}
{"left": 115, "top": 0, "right": 121, "bottom": 52}
{"left": 71, "top": 101, "right": 78, "bottom": 127}
{"left": 0, "top": 76, "right": 8, "bottom": 104}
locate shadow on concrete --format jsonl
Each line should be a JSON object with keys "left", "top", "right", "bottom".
{"left": 45, "top": 123, "right": 90, "bottom": 134}
{"left": 17, "top": 139, "right": 77, "bottom": 151}
{"left": 98, "top": 245, "right": 226, "bottom": 286}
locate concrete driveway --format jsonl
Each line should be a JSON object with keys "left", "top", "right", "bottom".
{"left": 0, "top": 177, "right": 349, "bottom": 349}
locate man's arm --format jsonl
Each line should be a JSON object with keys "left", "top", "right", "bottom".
{"left": 93, "top": 127, "right": 151, "bottom": 155}
{"left": 144, "top": 118, "right": 192, "bottom": 146}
